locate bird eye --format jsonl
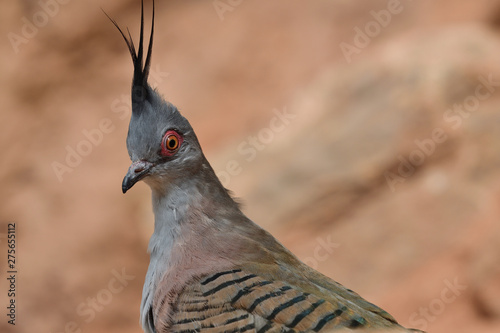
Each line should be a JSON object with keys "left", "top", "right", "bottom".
{"left": 161, "top": 130, "right": 183, "bottom": 156}
{"left": 166, "top": 136, "right": 178, "bottom": 149}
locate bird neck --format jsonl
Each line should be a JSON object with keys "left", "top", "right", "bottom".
{"left": 140, "top": 159, "right": 252, "bottom": 333}
{"left": 148, "top": 158, "right": 241, "bottom": 255}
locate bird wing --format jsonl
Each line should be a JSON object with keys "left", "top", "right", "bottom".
{"left": 168, "top": 268, "right": 404, "bottom": 333}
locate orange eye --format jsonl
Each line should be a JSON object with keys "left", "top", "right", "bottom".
{"left": 165, "top": 135, "right": 179, "bottom": 150}
{"left": 161, "top": 130, "right": 183, "bottom": 156}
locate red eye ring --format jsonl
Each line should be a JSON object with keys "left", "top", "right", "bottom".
{"left": 161, "top": 130, "right": 183, "bottom": 156}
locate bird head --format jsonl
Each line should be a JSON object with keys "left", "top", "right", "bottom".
{"left": 106, "top": 1, "right": 203, "bottom": 194}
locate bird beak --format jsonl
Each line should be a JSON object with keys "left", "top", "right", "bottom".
{"left": 122, "top": 160, "right": 154, "bottom": 193}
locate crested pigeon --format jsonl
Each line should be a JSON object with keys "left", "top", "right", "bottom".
{"left": 107, "top": 1, "right": 422, "bottom": 332}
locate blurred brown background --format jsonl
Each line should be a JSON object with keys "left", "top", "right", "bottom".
{"left": 1, "top": 0, "right": 500, "bottom": 332}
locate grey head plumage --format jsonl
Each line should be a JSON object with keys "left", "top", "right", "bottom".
{"left": 105, "top": 0, "right": 206, "bottom": 194}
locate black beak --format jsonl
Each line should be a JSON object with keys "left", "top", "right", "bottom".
{"left": 122, "top": 160, "right": 154, "bottom": 193}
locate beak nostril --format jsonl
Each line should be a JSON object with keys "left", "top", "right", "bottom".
{"left": 123, "top": 161, "right": 152, "bottom": 194}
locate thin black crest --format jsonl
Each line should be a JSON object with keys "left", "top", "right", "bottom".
{"left": 104, "top": 0, "right": 155, "bottom": 104}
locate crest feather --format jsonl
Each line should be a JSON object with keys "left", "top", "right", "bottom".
{"left": 104, "top": 0, "right": 155, "bottom": 109}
